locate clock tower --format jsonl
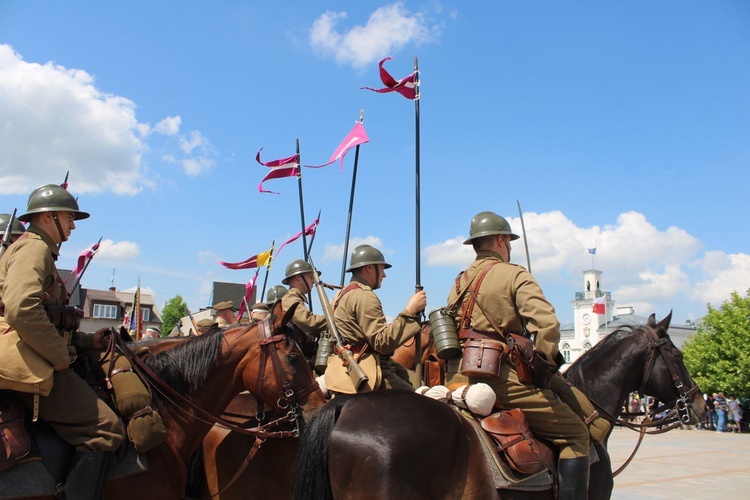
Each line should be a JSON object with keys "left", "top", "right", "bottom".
{"left": 569, "top": 268, "right": 612, "bottom": 363}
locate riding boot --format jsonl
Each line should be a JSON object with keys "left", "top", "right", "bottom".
{"left": 557, "top": 456, "right": 589, "bottom": 500}
{"left": 65, "top": 451, "right": 111, "bottom": 500}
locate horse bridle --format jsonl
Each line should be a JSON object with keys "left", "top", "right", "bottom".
{"left": 591, "top": 323, "right": 699, "bottom": 433}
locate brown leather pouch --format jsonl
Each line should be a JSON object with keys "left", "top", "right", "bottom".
{"left": 0, "top": 397, "right": 31, "bottom": 472}
{"left": 480, "top": 408, "right": 554, "bottom": 475}
{"left": 460, "top": 338, "right": 507, "bottom": 378}
{"left": 507, "top": 333, "right": 535, "bottom": 384}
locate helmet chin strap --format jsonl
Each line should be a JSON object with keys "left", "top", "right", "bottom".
{"left": 51, "top": 213, "right": 67, "bottom": 249}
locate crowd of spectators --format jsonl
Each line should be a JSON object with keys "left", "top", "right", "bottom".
{"left": 699, "top": 392, "right": 745, "bottom": 433}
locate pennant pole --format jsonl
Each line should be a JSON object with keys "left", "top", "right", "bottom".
{"left": 295, "top": 138, "right": 314, "bottom": 308}
{"left": 259, "top": 241, "right": 275, "bottom": 303}
{"left": 413, "top": 56, "right": 423, "bottom": 383}
{"left": 340, "top": 110, "right": 365, "bottom": 286}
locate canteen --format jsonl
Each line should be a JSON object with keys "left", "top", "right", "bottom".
{"left": 428, "top": 308, "right": 461, "bottom": 360}
{"left": 314, "top": 332, "right": 334, "bottom": 374}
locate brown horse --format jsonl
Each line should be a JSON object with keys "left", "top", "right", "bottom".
{"left": 292, "top": 313, "right": 706, "bottom": 499}
{"left": 391, "top": 323, "right": 445, "bottom": 387}
{"left": 4, "top": 301, "right": 325, "bottom": 500}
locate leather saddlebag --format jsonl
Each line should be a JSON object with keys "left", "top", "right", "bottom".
{"left": 480, "top": 408, "right": 554, "bottom": 475}
{"left": 0, "top": 397, "right": 31, "bottom": 472}
{"left": 460, "top": 339, "right": 506, "bottom": 378}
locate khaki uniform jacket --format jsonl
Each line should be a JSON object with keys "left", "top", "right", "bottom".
{"left": 281, "top": 288, "right": 326, "bottom": 338}
{"left": 446, "top": 250, "right": 560, "bottom": 364}
{"left": 0, "top": 226, "right": 91, "bottom": 371}
{"left": 332, "top": 278, "right": 420, "bottom": 355}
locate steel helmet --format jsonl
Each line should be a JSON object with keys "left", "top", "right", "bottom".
{"left": 18, "top": 184, "right": 90, "bottom": 223}
{"left": 345, "top": 244, "right": 392, "bottom": 272}
{"left": 0, "top": 213, "right": 26, "bottom": 235}
{"left": 266, "top": 285, "right": 288, "bottom": 303}
{"left": 463, "top": 211, "right": 519, "bottom": 245}
{"left": 282, "top": 259, "right": 320, "bottom": 285}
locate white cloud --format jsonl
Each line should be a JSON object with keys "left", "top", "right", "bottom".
{"left": 323, "top": 236, "right": 387, "bottom": 264}
{"left": 94, "top": 239, "right": 141, "bottom": 261}
{"left": 0, "top": 44, "right": 215, "bottom": 193}
{"left": 154, "top": 116, "right": 181, "bottom": 136}
{"left": 691, "top": 251, "right": 750, "bottom": 306}
{"left": 310, "top": 3, "right": 436, "bottom": 69}
{"left": 424, "top": 210, "right": 746, "bottom": 311}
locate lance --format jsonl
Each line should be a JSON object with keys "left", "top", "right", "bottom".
{"left": 306, "top": 210, "right": 321, "bottom": 313}
{"left": 67, "top": 236, "right": 103, "bottom": 294}
{"left": 340, "top": 110, "right": 365, "bottom": 286}
{"left": 295, "top": 138, "right": 315, "bottom": 309}
{"left": 259, "top": 240, "right": 275, "bottom": 303}
{"left": 61, "top": 171, "right": 69, "bottom": 190}
{"left": 0, "top": 208, "right": 18, "bottom": 262}
{"left": 516, "top": 200, "right": 532, "bottom": 273}
{"left": 413, "top": 56, "right": 423, "bottom": 383}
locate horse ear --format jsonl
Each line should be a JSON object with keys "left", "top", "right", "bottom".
{"left": 656, "top": 310, "right": 673, "bottom": 333}
{"left": 270, "top": 299, "right": 299, "bottom": 330}
{"left": 647, "top": 313, "right": 656, "bottom": 326}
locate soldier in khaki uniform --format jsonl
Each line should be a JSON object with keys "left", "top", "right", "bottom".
{"left": 0, "top": 184, "right": 124, "bottom": 499}
{"left": 213, "top": 300, "right": 236, "bottom": 328}
{"left": 325, "top": 244, "right": 426, "bottom": 394}
{"left": 446, "top": 211, "right": 590, "bottom": 500}
{"left": 281, "top": 260, "right": 327, "bottom": 340}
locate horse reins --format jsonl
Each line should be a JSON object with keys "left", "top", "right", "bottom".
{"left": 585, "top": 323, "right": 701, "bottom": 476}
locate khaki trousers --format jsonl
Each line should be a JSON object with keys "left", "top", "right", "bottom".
{"left": 15, "top": 369, "right": 125, "bottom": 452}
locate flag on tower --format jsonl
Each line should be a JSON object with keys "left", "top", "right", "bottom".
{"left": 588, "top": 248, "right": 597, "bottom": 255}
{"left": 593, "top": 296, "right": 606, "bottom": 315}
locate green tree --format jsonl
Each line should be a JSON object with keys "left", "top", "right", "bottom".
{"left": 682, "top": 290, "right": 750, "bottom": 397}
{"left": 160, "top": 294, "right": 191, "bottom": 336}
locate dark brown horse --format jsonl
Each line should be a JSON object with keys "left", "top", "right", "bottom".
{"left": 292, "top": 313, "right": 706, "bottom": 500}
{"left": 6, "top": 301, "right": 325, "bottom": 500}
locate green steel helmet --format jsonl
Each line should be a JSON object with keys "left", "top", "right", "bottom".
{"left": 345, "top": 244, "right": 392, "bottom": 272}
{"left": 266, "top": 285, "right": 288, "bottom": 303}
{"left": 18, "top": 184, "right": 90, "bottom": 223}
{"left": 463, "top": 211, "right": 520, "bottom": 245}
{"left": 0, "top": 213, "right": 26, "bottom": 235}
{"left": 282, "top": 259, "right": 320, "bottom": 285}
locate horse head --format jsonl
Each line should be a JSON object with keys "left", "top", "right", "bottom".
{"left": 228, "top": 300, "right": 326, "bottom": 423}
{"left": 638, "top": 311, "right": 705, "bottom": 424}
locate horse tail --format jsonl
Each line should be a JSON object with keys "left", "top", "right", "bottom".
{"left": 292, "top": 396, "right": 348, "bottom": 500}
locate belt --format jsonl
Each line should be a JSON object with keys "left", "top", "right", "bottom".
{"left": 459, "top": 328, "right": 507, "bottom": 344}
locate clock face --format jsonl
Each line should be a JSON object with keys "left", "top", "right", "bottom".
{"left": 582, "top": 313, "right": 591, "bottom": 325}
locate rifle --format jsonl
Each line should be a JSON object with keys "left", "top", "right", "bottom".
{"left": 189, "top": 314, "right": 200, "bottom": 335}
{"left": 0, "top": 208, "right": 17, "bottom": 261}
{"left": 307, "top": 254, "right": 368, "bottom": 392}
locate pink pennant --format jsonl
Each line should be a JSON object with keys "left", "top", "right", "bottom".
{"left": 256, "top": 148, "right": 299, "bottom": 194}
{"left": 275, "top": 217, "right": 319, "bottom": 256}
{"left": 236, "top": 274, "right": 259, "bottom": 319}
{"left": 305, "top": 122, "right": 370, "bottom": 171}
{"left": 361, "top": 57, "right": 417, "bottom": 100}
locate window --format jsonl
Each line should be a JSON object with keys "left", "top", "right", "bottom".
{"left": 582, "top": 340, "right": 592, "bottom": 352}
{"left": 141, "top": 308, "right": 150, "bottom": 322}
{"left": 93, "top": 304, "right": 118, "bottom": 319}
{"left": 562, "top": 342, "right": 571, "bottom": 363}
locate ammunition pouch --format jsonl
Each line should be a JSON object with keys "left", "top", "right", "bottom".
{"left": 505, "top": 333, "right": 535, "bottom": 384}
{"left": 531, "top": 351, "right": 558, "bottom": 389}
{"left": 0, "top": 397, "right": 31, "bottom": 472}
{"left": 43, "top": 304, "right": 83, "bottom": 332}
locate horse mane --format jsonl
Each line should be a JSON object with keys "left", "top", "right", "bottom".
{"left": 565, "top": 324, "right": 638, "bottom": 374}
{"left": 144, "top": 328, "right": 226, "bottom": 397}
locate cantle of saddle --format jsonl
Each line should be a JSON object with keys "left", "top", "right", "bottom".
{"left": 480, "top": 408, "right": 556, "bottom": 475}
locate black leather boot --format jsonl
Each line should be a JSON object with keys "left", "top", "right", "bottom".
{"left": 65, "top": 451, "right": 111, "bottom": 500}
{"left": 557, "top": 456, "right": 589, "bottom": 500}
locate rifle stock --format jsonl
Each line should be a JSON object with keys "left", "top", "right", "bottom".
{"left": 308, "top": 256, "right": 368, "bottom": 392}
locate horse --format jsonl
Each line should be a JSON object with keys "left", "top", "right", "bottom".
{"left": 292, "top": 313, "right": 706, "bottom": 500}
{"left": 391, "top": 322, "right": 445, "bottom": 387}
{"left": 2, "top": 300, "right": 325, "bottom": 500}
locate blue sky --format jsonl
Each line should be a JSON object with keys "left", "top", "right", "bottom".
{"left": 1, "top": 1, "right": 748, "bottom": 326}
